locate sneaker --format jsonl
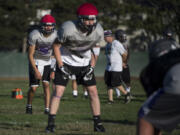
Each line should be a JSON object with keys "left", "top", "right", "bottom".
{"left": 44, "top": 108, "right": 49, "bottom": 115}
{"left": 117, "top": 95, "right": 121, "bottom": 99}
{"left": 124, "top": 92, "right": 131, "bottom": 104}
{"left": 26, "top": 106, "right": 32, "bottom": 114}
{"left": 107, "top": 100, "right": 114, "bottom": 104}
{"left": 94, "top": 123, "right": 105, "bottom": 132}
{"left": 46, "top": 125, "right": 55, "bottom": 133}
{"left": 130, "top": 93, "right": 135, "bottom": 99}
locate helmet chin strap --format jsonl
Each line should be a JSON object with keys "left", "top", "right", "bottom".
{"left": 78, "top": 19, "right": 97, "bottom": 35}
{"left": 41, "top": 25, "right": 55, "bottom": 35}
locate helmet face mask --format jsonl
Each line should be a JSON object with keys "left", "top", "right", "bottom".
{"left": 77, "top": 3, "right": 98, "bottom": 33}
{"left": 163, "top": 29, "right": 173, "bottom": 39}
{"left": 41, "top": 23, "right": 55, "bottom": 35}
{"left": 78, "top": 15, "right": 97, "bottom": 32}
{"left": 115, "top": 29, "right": 127, "bottom": 43}
{"left": 119, "top": 34, "right": 127, "bottom": 43}
{"left": 40, "top": 14, "right": 56, "bottom": 35}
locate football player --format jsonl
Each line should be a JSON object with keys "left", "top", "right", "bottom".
{"left": 26, "top": 14, "right": 57, "bottom": 114}
{"left": 46, "top": 3, "right": 105, "bottom": 133}
{"left": 138, "top": 38, "right": 180, "bottom": 135}
{"left": 115, "top": 29, "right": 132, "bottom": 98}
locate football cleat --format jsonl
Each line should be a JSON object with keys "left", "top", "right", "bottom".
{"left": 44, "top": 108, "right": 49, "bottom": 115}
{"left": 124, "top": 92, "right": 131, "bottom": 104}
{"left": 130, "top": 93, "right": 136, "bottom": 99}
{"left": 84, "top": 95, "right": 88, "bottom": 99}
{"left": 107, "top": 100, "right": 114, "bottom": 104}
{"left": 26, "top": 106, "right": 32, "bottom": 114}
{"left": 94, "top": 123, "right": 105, "bottom": 132}
{"left": 46, "top": 125, "right": 55, "bottom": 133}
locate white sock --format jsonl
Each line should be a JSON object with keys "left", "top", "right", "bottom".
{"left": 27, "top": 104, "right": 32, "bottom": 107}
{"left": 115, "top": 88, "right": 121, "bottom": 97}
{"left": 73, "top": 90, "right": 78, "bottom": 96}
{"left": 84, "top": 91, "right": 88, "bottom": 96}
{"left": 45, "top": 108, "right": 49, "bottom": 111}
{"left": 126, "top": 87, "right": 131, "bottom": 93}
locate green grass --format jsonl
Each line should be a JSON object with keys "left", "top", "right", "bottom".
{"left": 0, "top": 78, "right": 179, "bottom": 135}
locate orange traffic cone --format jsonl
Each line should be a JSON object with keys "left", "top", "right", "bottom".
{"left": 12, "top": 88, "right": 23, "bottom": 99}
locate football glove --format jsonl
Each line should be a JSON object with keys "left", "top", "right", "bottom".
{"left": 83, "top": 66, "right": 94, "bottom": 81}
{"left": 59, "top": 65, "right": 71, "bottom": 79}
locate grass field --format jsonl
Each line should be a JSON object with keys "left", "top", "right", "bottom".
{"left": 0, "top": 78, "right": 179, "bottom": 135}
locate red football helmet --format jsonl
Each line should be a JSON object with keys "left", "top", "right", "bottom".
{"left": 77, "top": 3, "right": 98, "bottom": 32}
{"left": 77, "top": 3, "right": 98, "bottom": 16}
{"left": 40, "top": 14, "right": 56, "bottom": 34}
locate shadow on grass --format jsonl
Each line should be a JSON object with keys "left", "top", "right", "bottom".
{"left": 0, "top": 122, "right": 32, "bottom": 129}
{"left": 0, "top": 123, "right": 14, "bottom": 129}
{"left": 57, "top": 133, "right": 92, "bottom": 135}
{"left": 100, "top": 94, "right": 146, "bottom": 103}
{"left": 0, "top": 94, "right": 11, "bottom": 98}
{"left": 102, "top": 119, "right": 136, "bottom": 126}
{"left": 83, "top": 118, "right": 136, "bottom": 126}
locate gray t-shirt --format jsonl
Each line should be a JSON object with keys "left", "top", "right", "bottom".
{"left": 27, "top": 29, "right": 57, "bottom": 61}
{"left": 57, "top": 20, "right": 104, "bottom": 66}
{"left": 163, "top": 63, "right": 180, "bottom": 95}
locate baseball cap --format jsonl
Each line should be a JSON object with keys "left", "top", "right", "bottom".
{"left": 104, "top": 30, "right": 113, "bottom": 37}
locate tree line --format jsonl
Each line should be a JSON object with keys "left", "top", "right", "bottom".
{"left": 0, "top": 0, "right": 179, "bottom": 52}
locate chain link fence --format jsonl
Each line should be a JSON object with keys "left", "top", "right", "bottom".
{"left": 0, "top": 51, "right": 148, "bottom": 78}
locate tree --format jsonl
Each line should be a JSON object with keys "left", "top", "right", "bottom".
{"left": 122, "top": 0, "right": 180, "bottom": 50}
{"left": 0, "top": 0, "right": 37, "bottom": 51}
{"left": 0, "top": 0, "right": 179, "bottom": 52}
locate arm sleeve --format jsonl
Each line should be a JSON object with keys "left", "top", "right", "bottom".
{"left": 57, "top": 27, "right": 66, "bottom": 44}
{"left": 27, "top": 31, "right": 37, "bottom": 46}
{"left": 92, "top": 46, "right": 100, "bottom": 56}
{"left": 57, "top": 21, "right": 74, "bottom": 44}
{"left": 51, "top": 57, "right": 56, "bottom": 70}
{"left": 117, "top": 42, "right": 127, "bottom": 55}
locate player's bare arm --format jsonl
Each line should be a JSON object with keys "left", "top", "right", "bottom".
{"left": 28, "top": 45, "right": 42, "bottom": 80}
{"left": 53, "top": 42, "right": 63, "bottom": 68}
{"left": 50, "top": 56, "right": 56, "bottom": 80}
{"left": 90, "top": 53, "right": 96, "bottom": 67}
{"left": 122, "top": 52, "right": 128, "bottom": 68}
{"left": 91, "top": 45, "right": 100, "bottom": 67}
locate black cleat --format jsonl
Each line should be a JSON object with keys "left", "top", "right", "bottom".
{"left": 84, "top": 95, "right": 88, "bottom": 99}
{"left": 94, "top": 123, "right": 105, "bottom": 132}
{"left": 46, "top": 125, "right": 55, "bottom": 133}
{"left": 26, "top": 106, "right": 32, "bottom": 114}
{"left": 107, "top": 100, "right": 114, "bottom": 104}
{"left": 124, "top": 92, "right": 131, "bottom": 104}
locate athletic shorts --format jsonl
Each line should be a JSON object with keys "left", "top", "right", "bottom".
{"left": 54, "top": 64, "right": 96, "bottom": 87}
{"left": 29, "top": 64, "right": 51, "bottom": 87}
{"left": 138, "top": 88, "right": 180, "bottom": 132}
{"left": 122, "top": 65, "right": 131, "bottom": 85}
{"left": 104, "top": 70, "right": 123, "bottom": 88}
